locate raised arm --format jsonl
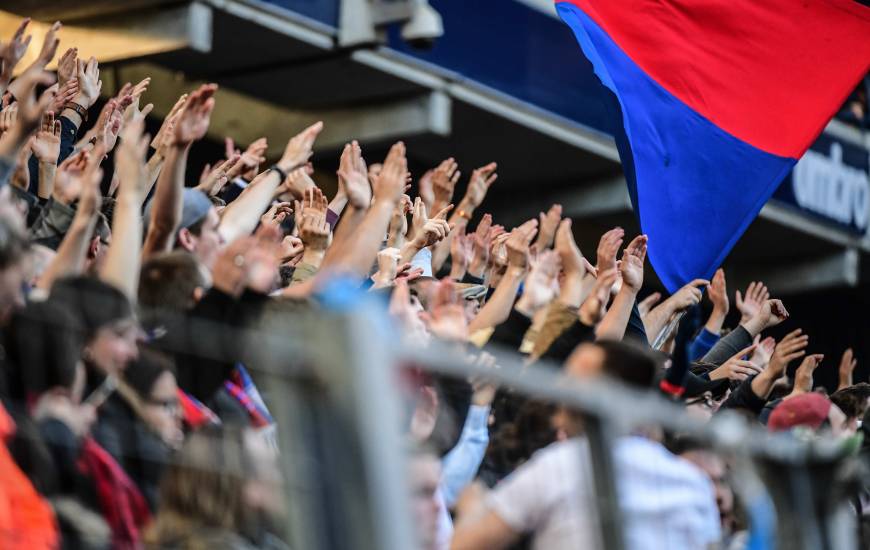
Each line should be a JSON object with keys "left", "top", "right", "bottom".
{"left": 432, "top": 162, "right": 497, "bottom": 272}
{"left": 467, "top": 219, "right": 537, "bottom": 334}
{"left": 218, "top": 124, "right": 322, "bottom": 243}
{"left": 37, "top": 151, "right": 102, "bottom": 290}
{"left": 143, "top": 84, "right": 216, "bottom": 258}
{"left": 596, "top": 234, "right": 647, "bottom": 341}
{"left": 99, "top": 117, "right": 150, "bottom": 299}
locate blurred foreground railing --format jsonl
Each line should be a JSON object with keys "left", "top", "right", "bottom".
{"left": 223, "top": 295, "right": 859, "bottom": 550}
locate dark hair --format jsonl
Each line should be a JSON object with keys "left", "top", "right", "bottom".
{"left": 831, "top": 383, "right": 870, "bottom": 420}
{"left": 3, "top": 299, "right": 84, "bottom": 399}
{"left": 49, "top": 276, "right": 133, "bottom": 339}
{"left": 124, "top": 346, "right": 176, "bottom": 399}
{"left": 138, "top": 251, "right": 206, "bottom": 323}
{"left": 596, "top": 339, "right": 661, "bottom": 389}
{"left": 0, "top": 215, "right": 30, "bottom": 269}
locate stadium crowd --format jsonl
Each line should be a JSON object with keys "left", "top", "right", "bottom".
{"left": 0, "top": 18, "right": 869, "bottom": 550}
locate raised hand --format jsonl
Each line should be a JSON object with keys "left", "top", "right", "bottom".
{"left": 227, "top": 136, "right": 268, "bottom": 180}
{"left": 768, "top": 329, "right": 808, "bottom": 378}
{"left": 470, "top": 351, "right": 500, "bottom": 407}
{"left": 579, "top": 267, "right": 618, "bottom": 326}
{"left": 749, "top": 335, "right": 776, "bottom": 370}
{"left": 0, "top": 68, "right": 55, "bottom": 141}
{"left": 372, "top": 247, "right": 402, "bottom": 288}
{"left": 424, "top": 278, "right": 468, "bottom": 342}
{"left": 151, "top": 93, "right": 187, "bottom": 150}
{"left": 412, "top": 209, "right": 452, "bottom": 249}
{"left": 708, "top": 268, "right": 729, "bottom": 315}
{"left": 56, "top": 47, "right": 78, "bottom": 88}
{"left": 50, "top": 79, "right": 79, "bottom": 115}
{"left": 71, "top": 56, "right": 102, "bottom": 109}
{"left": 173, "top": 83, "right": 217, "bottom": 146}
{"left": 278, "top": 121, "right": 323, "bottom": 172}
{"left": 101, "top": 104, "right": 123, "bottom": 152}
{"left": 536, "top": 204, "right": 563, "bottom": 250}
{"left": 388, "top": 194, "right": 411, "bottom": 247}
{"left": 516, "top": 249, "right": 561, "bottom": 315}
{"left": 0, "top": 19, "right": 32, "bottom": 93}
{"left": 505, "top": 219, "right": 539, "bottom": 269}
{"left": 431, "top": 157, "right": 460, "bottom": 211}
{"left": 198, "top": 154, "right": 241, "bottom": 196}
{"left": 418, "top": 169, "right": 435, "bottom": 213}
{"left": 53, "top": 151, "right": 89, "bottom": 205}
{"left": 31, "top": 21, "right": 61, "bottom": 70}
{"left": 790, "top": 354, "right": 824, "bottom": 396}
{"left": 838, "top": 348, "right": 858, "bottom": 390}
{"left": 372, "top": 141, "right": 408, "bottom": 205}
{"left": 596, "top": 227, "right": 624, "bottom": 273}
{"left": 304, "top": 186, "right": 329, "bottom": 219}
{"left": 30, "top": 111, "right": 60, "bottom": 163}
{"left": 462, "top": 162, "right": 497, "bottom": 209}
{"left": 669, "top": 279, "right": 709, "bottom": 312}
{"left": 299, "top": 212, "right": 331, "bottom": 252}
{"left": 709, "top": 343, "right": 762, "bottom": 382}
{"left": 619, "top": 234, "right": 648, "bottom": 292}
{"left": 736, "top": 281, "right": 769, "bottom": 324}
{"left": 278, "top": 163, "right": 315, "bottom": 201}
{"left": 114, "top": 117, "right": 150, "bottom": 200}
{"left": 336, "top": 140, "right": 371, "bottom": 209}
{"left": 748, "top": 298, "right": 789, "bottom": 333}
{"left": 278, "top": 235, "right": 303, "bottom": 265}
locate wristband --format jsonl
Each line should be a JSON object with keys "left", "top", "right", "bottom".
{"left": 64, "top": 101, "right": 88, "bottom": 122}
{"left": 269, "top": 165, "right": 288, "bottom": 182}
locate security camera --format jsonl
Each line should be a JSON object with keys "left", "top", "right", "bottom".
{"left": 401, "top": 1, "right": 444, "bottom": 49}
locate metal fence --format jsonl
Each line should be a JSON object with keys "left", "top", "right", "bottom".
{"left": 226, "top": 296, "right": 860, "bottom": 550}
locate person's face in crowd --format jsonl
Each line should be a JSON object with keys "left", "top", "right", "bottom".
{"left": 0, "top": 259, "right": 28, "bottom": 327}
{"left": 87, "top": 234, "right": 111, "bottom": 274}
{"left": 243, "top": 430, "right": 286, "bottom": 522}
{"left": 142, "top": 370, "right": 184, "bottom": 449}
{"left": 408, "top": 453, "right": 441, "bottom": 550}
{"left": 680, "top": 450, "right": 734, "bottom": 528}
{"left": 565, "top": 343, "right": 606, "bottom": 381}
{"left": 180, "top": 208, "right": 224, "bottom": 271}
{"left": 86, "top": 317, "right": 141, "bottom": 375}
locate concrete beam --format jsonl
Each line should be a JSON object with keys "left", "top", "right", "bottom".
{"left": 110, "top": 62, "right": 451, "bottom": 157}
{"left": 730, "top": 249, "right": 859, "bottom": 295}
{"left": 0, "top": 4, "right": 212, "bottom": 70}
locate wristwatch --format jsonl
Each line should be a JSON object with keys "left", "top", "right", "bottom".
{"left": 64, "top": 101, "right": 88, "bottom": 122}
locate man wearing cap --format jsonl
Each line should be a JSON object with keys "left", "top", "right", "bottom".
{"left": 767, "top": 393, "right": 850, "bottom": 435}
{"left": 144, "top": 188, "right": 223, "bottom": 271}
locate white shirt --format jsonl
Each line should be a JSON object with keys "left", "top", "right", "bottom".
{"left": 486, "top": 436, "right": 720, "bottom": 550}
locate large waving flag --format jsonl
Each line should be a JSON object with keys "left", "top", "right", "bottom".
{"left": 556, "top": 0, "right": 870, "bottom": 291}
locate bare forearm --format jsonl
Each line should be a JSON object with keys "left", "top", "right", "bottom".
{"left": 558, "top": 271, "right": 585, "bottom": 308}
{"left": 320, "top": 200, "right": 393, "bottom": 277}
{"left": 100, "top": 195, "right": 143, "bottom": 299}
{"left": 37, "top": 162, "right": 56, "bottom": 199}
{"left": 468, "top": 266, "right": 524, "bottom": 334}
{"left": 143, "top": 151, "right": 165, "bottom": 198}
{"left": 704, "top": 307, "right": 727, "bottom": 335}
{"left": 328, "top": 192, "right": 348, "bottom": 219}
{"left": 143, "top": 144, "right": 188, "bottom": 258}
{"left": 642, "top": 298, "right": 678, "bottom": 343}
{"left": 596, "top": 288, "right": 638, "bottom": 341}
{"left": 218, "top": 170, "right": 281, "bottom": 242}
{"left": 326, "top": 206, "right": 365, "bottom": 262}
{"left": 751, "top": 370, "right": 778, "bottom": 401}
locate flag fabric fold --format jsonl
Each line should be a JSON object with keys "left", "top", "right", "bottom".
{"left": 555, "top": 0, "right": 870, "bottom": 291}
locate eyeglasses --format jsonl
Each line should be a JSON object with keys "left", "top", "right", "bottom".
{"left": 685, "top": 392, "right": 715, "bottom": 409}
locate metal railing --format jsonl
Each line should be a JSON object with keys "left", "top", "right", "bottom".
{"left": 232, "top": 296, "right": 860, "bottom": 550}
